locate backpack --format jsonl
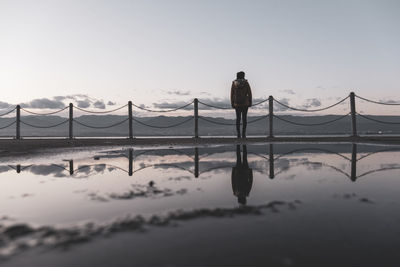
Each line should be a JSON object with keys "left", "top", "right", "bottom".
{"left": 233, "top": 79, "right": 248, "bottom": 106}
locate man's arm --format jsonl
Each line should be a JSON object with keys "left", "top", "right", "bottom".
{"left": 231, "top": 82, "right": 234, "bottom": 108}
{"left": 247, "top": 81, "right": 252, "bottom": 106}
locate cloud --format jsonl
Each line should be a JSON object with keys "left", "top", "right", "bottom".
{"left": 151, "top": 96, "right": 271, "bottom": 111}
{"left": 274, "top": 98, "right": 290, "bottom": 111}
{"left": 93, "top": 100, "right": 106, "bottom": 109}
{"left": 0, "top": 95, "right": 117, "bottom": 110}
{"left": 21, "top": 98, "right": 65, "bottom": 109}
{"left": 76, "top": 100, "right": 91, "bottom": 108}
{"left": 200, "top": 91, "right": 211, "bottom": 96}
{"left": 153, "top": 101, "right": 193, "bottom": 110}
{"left": 301, "top": 98, "right": 321, "bottom": 108}
{"left": 166, "top": 90, "right": 191, "bottom": 96}
{"left": 197, "top": 98, "right": 231, "bottom": 110}
{"left": 281, "top": 89, "right": 295, "bottom": 95}
{"left": 380, "top": 99, "right": 400, "bottom": 104}
{"left": 0, "top": 101, "right": 12, "bottom": 109}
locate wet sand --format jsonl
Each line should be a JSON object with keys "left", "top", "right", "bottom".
{"left": 1, "top": 135, "right": 400, "bottom": 154}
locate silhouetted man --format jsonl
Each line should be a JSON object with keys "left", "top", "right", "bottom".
{"left": 231, "top": 71, "right": 252, "bottom": 138}
{"left": 232, "top": 145, "right": 253, "bottom": 205}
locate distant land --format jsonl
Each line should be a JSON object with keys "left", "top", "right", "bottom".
{"left": 0, "top": 114, "right": 400, "bottom": 137}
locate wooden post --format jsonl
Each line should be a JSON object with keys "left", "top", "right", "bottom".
{"left": 128, "top": 148, "right": 133, "bottom": 176}
{"left": 16, "top": 105, "right": 20, "bottom": 140}
{"left": 268, "top": 96, "right": 273, "bottom": 138}
{"left": 350, "top": 92, "right": 357, "bottom": 137}
{"left": 16, "top": 164, "right": 21, "bottom": 173}
{"left": 194, "top": 147, "right": 199, "bottom": 178}
{"left": 194, "top": 98, "right": 199, "bottom": 138}
{"left": 269, "top": 143, "right": 274, "bottom": 179}
{"left": 69, "top": 160, "right": 74, "bottom": 175}
{"left": 351, "top": 143, "right": 357, "bottom": 182}
{"left": 69, "top": 103, "right": 73, "bottom": 139}
{"left": 128, "top": 101, "right": 133, "bottom": 139}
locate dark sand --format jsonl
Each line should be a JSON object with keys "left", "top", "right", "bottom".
{"left": 1, "top": 135, "right": 400, "bottom": 154}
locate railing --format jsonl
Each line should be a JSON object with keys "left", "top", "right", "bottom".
{"left": 1, "top": 92, "right": 400, "bottom": 139}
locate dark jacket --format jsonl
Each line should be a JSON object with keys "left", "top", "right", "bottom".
{"left": 231, "top": 79, "right": 252, "bottom": 108}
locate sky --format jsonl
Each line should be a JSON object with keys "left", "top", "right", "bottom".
{"left": 1, "top": 0, "right": 400, "bottom": 115}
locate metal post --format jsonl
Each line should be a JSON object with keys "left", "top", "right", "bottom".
{"left": 350, "top": 92, "right": 357, "bottom": 137}
{"left": 351, "top": 143, "right": 357, "bottom": 182}
{"left": 128, "top": 148, "right": 133, "bottom": 176}
{"left": 128, "top": 101, "right": 133, "bottom": 139}
{"left": 69, "top": 103, "right": 73, "bottom": 139}
{"left": 194, "top": 147, "right": 199, "bottom": 178}
{"left": 268, "top": 96, "right": 273, "bottom": 138}
{"left": 194, "top": 98, "right": 199, "bottom": 138}
{"left": 16, "top": 105, "right": 20, "bottom": 140}
{"left": 69, "top": 160, "right": 74, "bottom": 175}
{"left": 269, "top": 143, "right": 274, "bottom": 179}
{"left": 16, "top": 164, "right": 21, "bottom": 173}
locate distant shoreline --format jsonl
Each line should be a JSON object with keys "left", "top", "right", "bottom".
{"left": 1, "top": 136, "right": 400, "bottom": 155}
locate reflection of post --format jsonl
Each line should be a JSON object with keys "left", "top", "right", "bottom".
{"left": 351, "top": 143, "right": 357, "bottom": 182}
{"left": 69, "top": 160, "right": 74, "bottom": 175}
{"left": 16, "top": 164, "right": 21, "bottom": 173}
{"left": 269, "top": 143, "right": 274, "bottom": 179}
{"left": 129, "top": 148, "right": 133, "bottom": 176}
{"left": 194, "top": 147, "right": 199, "bottom": 178}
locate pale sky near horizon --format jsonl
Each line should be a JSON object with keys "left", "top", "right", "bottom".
{"left": 1, "top": 0, "right": 399, "bottom": 114}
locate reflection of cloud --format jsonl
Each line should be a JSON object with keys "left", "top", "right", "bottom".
{"left": 304, "top": 162, "right": 323, "bottom": 170}
{"left": 76, "top": 165, "right": 91, "bottom": 175}
{"left": 0, "top": 200, "right": 300, "bottom": 259}
{"left": 0, "top": 166, "right": 12, "bottom": 174}
{"left": 94, "top": 164, "right": 106, "bottom": 173}
{"left": 29, "top": 165, "right": 67, "bottom": 177}
{"left": 275, "top": 158, "right": 290, "bottom": 172}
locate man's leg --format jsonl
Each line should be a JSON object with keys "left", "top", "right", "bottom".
{"left": 235, "top": 108, "right": 241, "bottom": 138}
{"left": 242, "top": 107, "right": 248, "bottom": 138}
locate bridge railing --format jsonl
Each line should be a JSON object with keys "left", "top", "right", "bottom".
{"left": 1, "top": 92, "right": 400, "bottom": 139}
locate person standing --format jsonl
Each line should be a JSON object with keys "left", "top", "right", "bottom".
{"left": 230, "top": 71, "right": 252, "bottom": 138}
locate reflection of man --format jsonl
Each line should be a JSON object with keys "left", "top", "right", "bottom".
{"left": 232, "top": 145, "right": 253, "bottom": 205}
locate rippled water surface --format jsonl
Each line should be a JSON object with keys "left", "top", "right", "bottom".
{"left": 1, "top": 143, "right": 400, "bottom": 267}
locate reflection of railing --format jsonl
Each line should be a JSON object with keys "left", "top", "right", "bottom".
{"left": 4, "top": 92, "right": 400, "bottom": 138}
{"left": 4, "top": 145, "right": 400, "bottom": 181}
